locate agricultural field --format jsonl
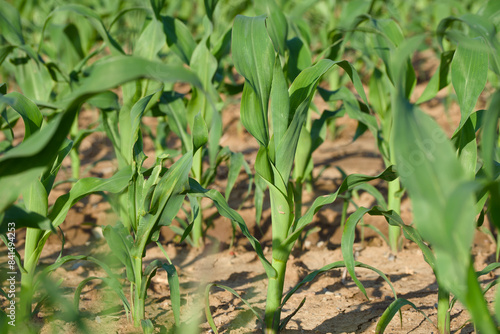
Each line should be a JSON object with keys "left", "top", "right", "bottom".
{"left": 1, "top": 0, "right": 500, "bottom": 333}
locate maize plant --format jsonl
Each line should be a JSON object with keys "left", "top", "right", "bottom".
{"left": 230, "top": 14, "right": 398, "bottom": 333}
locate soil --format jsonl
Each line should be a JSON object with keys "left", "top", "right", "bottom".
{"left": 1, "top": 50, "right": 499, "bottom": 334}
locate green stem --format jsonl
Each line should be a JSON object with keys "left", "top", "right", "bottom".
{"left": 264, "top": 258, "right": 287, "bottom": 334}
{"left": 437, "top": 286, "right": 450, "bottom": 334}
{"left": 387, "top": 179, "right": 401, "bottom": 252}
{"left": 20, "top": 228, "right": 43, "bottom": 319}
{"left": 132, "top": 256, "right": 144, "bottom": 327}
{"left": 70, "top": 148, "right": 80, "bottom": 180}
{"left": 340, "top": 198, "right": 349, "bottom": 230}
{"left": 191, "top": 149, "right": 204, "bottom": 248}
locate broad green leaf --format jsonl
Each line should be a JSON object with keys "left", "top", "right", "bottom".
{"left": 417, "top": 51, "right": 454, "bottom": 104}
{"left": 392, "top": 84, "right": 488, "bottom": 319}
{"left": 102, "top": 223, "right": 136, "bottom": 283}
{"left": 481, "top": 92, "right": 500, "bottom": 229}
{"left": 437, "top": 14, "right": 500, "bottom": 76}
{"left": 240, "top": 84, "right": 268, "bottom": 146}
{"left": 281, "top": 261, "right": 396, "bottom": 308}
{"left": 87, "top": 91, "right": 120, "bottom": 111}
{"left": 149, "top": 153, "right": 192, "bottom": 216}
{"left": 135, "top": 153, "right": 192, "bottom": 254}
{"left": 0, "top": 0, "right": 25, "bottom": 45}
{"left": 134, "top": 18, "right": 165, "bottom": 60}
{"left": 225, "top": 153, "right": 244, "bottom": 201}
{"left": 120, "top": 92, "right": 158, "bottom": 164}
{"left": 368, "top": 68, "right": 389, "bottom": 118}
{"left": 163, "top": 263, "right": 181, "bottom": 325}
{"left": 13, "top": 57, "right": 53, "bottom": 102}
{"left": 286, "top": 37, "right": 312, "bottom": 83}
{"left": 40, "top": 4, "right": 124, "bottom": 56}
{"left": 0, "top": 45, "right": 14, "bottom": 66}
{"left": 0, "top": 92, "right": 42, "bottom": 140}
{"left": 48, "top": 166, "right": 133, "bottom": 228}
{"left": 22, "top": 178, "right": 48, "bottom": 217}
{"left": 188, "top": 38, "right": 218, "bottom": 127}
{"left": 275, "top": 59, "right": 368, "bottom": 182}
{"left": 375, "top": 298, "right": 434, "bottom": 333}
{"left": 342, "top": 207, "right": 372, "bottom": 298}
{"left": 270, "top": 55, "right": 290, "bottom": 152}
{"left": 452, "top": 114, "right": 477, "bottom": 178}
{"left": 41, "top": 139, "right": 73, "bottom": 194}
{"left": 293, "top": 127, "right": 312, "bottom": 181}
{"left": 451, "top": 38, "right": 488, "bottom": 129}
{"left": 0, "top": 206, "right": 54, "bottom": 234}
{"left": 232, "top": 15, "right": 274, "bottom": 146}
{"left": 162, "top": 16, "right": 197, "bottom": 65}
{"left": 282, "top": 166, "right": 397, "bottom": 248}
{"left": 192, "top": 112, "right": 209, "bottom": 153}
{"left": 160, "top": 91, "right": 191, "bottom": 152}
{"left": 0, "top": 108, "right": 78, "bottom": 213}
{"left": 64, "top": 56, "right": 202, "bottom": 101}
{"left": 255, "top": 0, "right": 287, "bottom": 56}
{"left": 481, "top": 91, "right": 500, "bottom": 181}
{"left": 204, "top": 0, "right": 219, "bottom": 21}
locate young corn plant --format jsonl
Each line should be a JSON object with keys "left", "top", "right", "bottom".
{"left": 1, "top": 6, "right": 204, "bottom": 328}
{"left": 136, "top": 0, "right": 249, "bottom": 247}
{"left": 386, "top": 26, "right": 497, "bottom": 332}
{"left": 230, "top": 15, "right": 397, "bottom": 333}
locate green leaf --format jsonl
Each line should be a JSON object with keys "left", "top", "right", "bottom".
{"left": 120, "top": 92, "right": 159, "bottom": 164}
{"left": 281, "top": 260, "right": 396, "bottom": 308}
{"left": 270, "top": 55, "right": 290, "bottom": 152}
{"left": 392, "top": 80, "right": 487, "bottom": 316}
{"left": 204, "top": 0, "right": 219, "bottom": 21}
{"left": 286, "top": 37, "right": 312, "bottom": 82}
{"left": 63, "top": 56, "right": 202, "bottom": 101}
{"left": 225, "top": 153, "right": 244, "bottom": 200}
{"left": 163, "top": 263, "right": 181, "bottom": 325}
{"left": 134, "top": 18, "right": 165, "bottom": 60}
{"left": 192, "top": 113, "right": 209, "bottom": 153}
{"left": 417, "top": 51, "right": 454, "bottom": 104}
{"left": 0, "top": 108, "right": 78, "bottom": 213}
{"left": 232, "top": 15, "right": 274, "bottom": 146}
{"left": 451, "top": 38, "right": 489, "bottom": 129}
{"left": 375, "top": 298, "right": 434, "bottom": 333}
{"left": 162, "top": 16, "right": 197, "bottom": 65}
{"left": 240, "top": 84, "right": 268, "bottom": 146}
{"left": 282, "top": 166, "right": 397, "bottom": 248}
{"left": 341, "top": 207, "right": 373, "bottom": 298}
{"left": 103, "top": 223, "right": 136, "bottom": 283}
{"left": 0, "top": 0, "right": 25, "bottom": 45}
{"left": 49, "top": 166, "right": 133, "bottom": 228}
{"left": 452, "top": 114, "right": 477, "bottom": 179}
{"left": 0, "top": 206, "right": 54, "bottom": 234}
{"left": 188, "top": 179, "right": 276, "bottom": 278}
{"left": 40, "top": 4, "right": 124, "bottom": 56}
{"left": 0, "top": 92, "right": 42, "bottom": 140}
{"left": 205, "top": 283, "right": 263, "bottom": 334}
{"left": 255, "top": 0, "right": 288, "bottom": 56}
{"left": 188, "top": 38, "right": 218, "bottom": 128}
